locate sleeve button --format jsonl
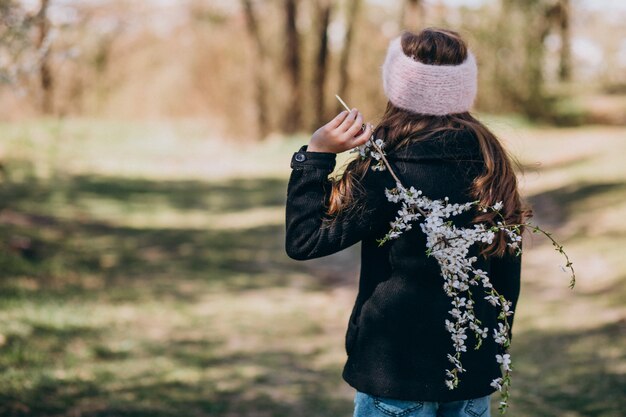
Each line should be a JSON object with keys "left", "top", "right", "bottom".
{"left": 294, "top": 153, "right": 306, "bottom": 162}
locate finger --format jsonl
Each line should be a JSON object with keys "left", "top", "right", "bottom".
{"left": 345, "top": 112, "right": 364, "bottom": 137}
{"left": 337, "top": 108, "right": 359, "bottom": 132}
{"left": 352, "top": 123, "right": 373, "bottom": 145}
{"left": 327, "top": 110, "right": 349, "bottom": 129}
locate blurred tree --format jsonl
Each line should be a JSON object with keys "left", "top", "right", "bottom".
{"left": 241, "top": 0, "right": 270, "bottom": 139}
{"left": 312, "top": 0, "right": 333, "bottom": 128}
{"left": 35, "top": 0, "right": 53, "bottom": 114}
{"left": 400, "top": 0, "right": 424, "bottom": 31}
{"left": 337, "top": 0, "right": 362, "bottom": 113}
{"left": 1, "top": 0, "right": 621, "bottom": 131}
{"left": 1, "top": 3, "right": 34, "bottom": 89}
{"left": 494, "top": 0, "right": 576, "bottom": 119}
{"left": 556, "top": 0, "right": 571, "bottom": 82}
{"left": 283, "top": 0, "right": 302, "bottom": 134}
{"left": 0, "top": 0, "right": 57, "bottom": 114}
{"left": 0, "top": 0, "right": 27, "bottom": 87}
{"left": 494, "top": 0, "right": 553, "bottom": 118}
{"left": 522, "top": 0, "right": 552, "bottom": 118}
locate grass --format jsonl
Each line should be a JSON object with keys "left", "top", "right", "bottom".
{"left": 0, "top": 116, "right": 624, "bottom": 416}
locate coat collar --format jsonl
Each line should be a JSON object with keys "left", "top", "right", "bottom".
{"left": 384, "top": 129, "right": 483, "bottom": 162}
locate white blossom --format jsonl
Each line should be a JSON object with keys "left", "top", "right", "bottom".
{"left": 490, "top": 377, "right": 503, "bottom": 391}
{"left": 493, "top": 323, "right": 508, "bottom": 345}
{"left": 351, "top": 133, "right": 387, "bottom": 170}
{"left": 484, "top": 294, "right": 500, "bottom": 307}
{"left": 496, "top": 353, "right": 512, "bottom": 371}
{"left": 360, "top": 136, "right": 525, "bottom": 397}
{"left": 345, "top": 131, "right": 573, "bottom": 414}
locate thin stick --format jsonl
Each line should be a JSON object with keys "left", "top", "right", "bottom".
{"left": 334, "top": 94, "right": 407, "bottom": 190}
{"left": 335, "top": 94, "right": 351, "bottom": 112}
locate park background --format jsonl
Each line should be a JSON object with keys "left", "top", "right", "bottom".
{"left": 0, "top": 0, "right": 625, "bottom": 416}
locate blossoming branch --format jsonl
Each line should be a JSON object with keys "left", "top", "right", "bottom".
{"left": 336, "top": 95, "right": 576, "bottom": 415}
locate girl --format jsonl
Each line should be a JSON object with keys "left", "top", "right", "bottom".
{"left": 285, "top": 28, "right": 530, "bottom": 417}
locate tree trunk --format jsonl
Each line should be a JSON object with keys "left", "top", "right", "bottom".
{"left": 312, "top": 0, "right": 333, "bottom": 128}
{"left": 283, "top": 0, "right": 302, "bottom": 134}
{"left": 241, "top": 0, "right": 270, "bottom": 139}
{"left": 337, "top": 0, "right": 362, "bottom": 112}
{"left": 557, "top": 0, "right": 571, "bottom": 82}
{"left": 494, "top": 0, "right": 524, "bottom": 106}
{"left": 522, "top": 1, "right": 552, "bottom": 118}
{"left": 36, "top": 0, "right": 53, "bottom": 114}
{"left": 400, "top": 0, "right": 424, "bottom": 31}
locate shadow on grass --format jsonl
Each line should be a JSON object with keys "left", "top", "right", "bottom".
{"left": 0, "top": 347, "right": 354, "bottom": 417}
{"left": 0, "top": 170, "right": 360, "bottom": 416}
{"left": 520, "top": 154, "right": 595, "bottom": 174}
{"left": 1, "top": 319, "right": 624, "bottom": 417}
{"left": 3, "top": 167, "right": 622, "bottom": 417}
{"left": 0, "top": 170, "right": 361, "bottom": 299}
{"left": 0, "top": 172, "right": 288, "bottom": 214}
{"left": 528, "top": 181, "right": 626, "bottom": 229}
{"left": 509, "top": 318, "right": 626, "bottom": 417}
{"left": 0, "top": 221, "right": 295, "bottom": 303}
{"left": 0, "top": 173, "right": 291, "bottom": 287}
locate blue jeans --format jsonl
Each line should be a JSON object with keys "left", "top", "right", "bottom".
{"left": 353, "top": 390, "right": 491, "bottom": 417}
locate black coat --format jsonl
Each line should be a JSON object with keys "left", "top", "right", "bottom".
{"left": 285, "top": 129, "right": 521, "bottom": 402}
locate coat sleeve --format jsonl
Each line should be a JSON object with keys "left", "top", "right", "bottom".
{"left": 489, "top": 248, "right": 522, "bottom": 348}
{"left": 285, "top": 144, "right": 396, "bottom": 261}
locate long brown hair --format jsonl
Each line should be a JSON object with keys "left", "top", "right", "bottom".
{"left": 321, "top": 28, "right": 532, "bottom": 257}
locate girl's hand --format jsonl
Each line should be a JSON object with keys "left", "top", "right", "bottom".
{"left": 308, "top": 108, "right": 373, "bottom": 153}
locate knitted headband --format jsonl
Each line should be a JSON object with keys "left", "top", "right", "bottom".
{"left": 381, "top": 35, "right": 478, "bottom": 116}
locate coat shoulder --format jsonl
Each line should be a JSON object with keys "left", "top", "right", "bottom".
{"left": 386, "top": 129, "right": 483, "bottom": 162}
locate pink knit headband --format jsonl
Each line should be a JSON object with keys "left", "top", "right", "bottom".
{"left": 381, "top": 35, "right": 478, "bottom": 116}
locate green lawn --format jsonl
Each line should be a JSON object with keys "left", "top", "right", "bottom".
{"left": 0, "top": 117, "right": 624, "bottom": 416}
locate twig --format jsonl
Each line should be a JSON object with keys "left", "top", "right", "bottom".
{"left": 335, "top": 94, "right": 421, "bottom": 212}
